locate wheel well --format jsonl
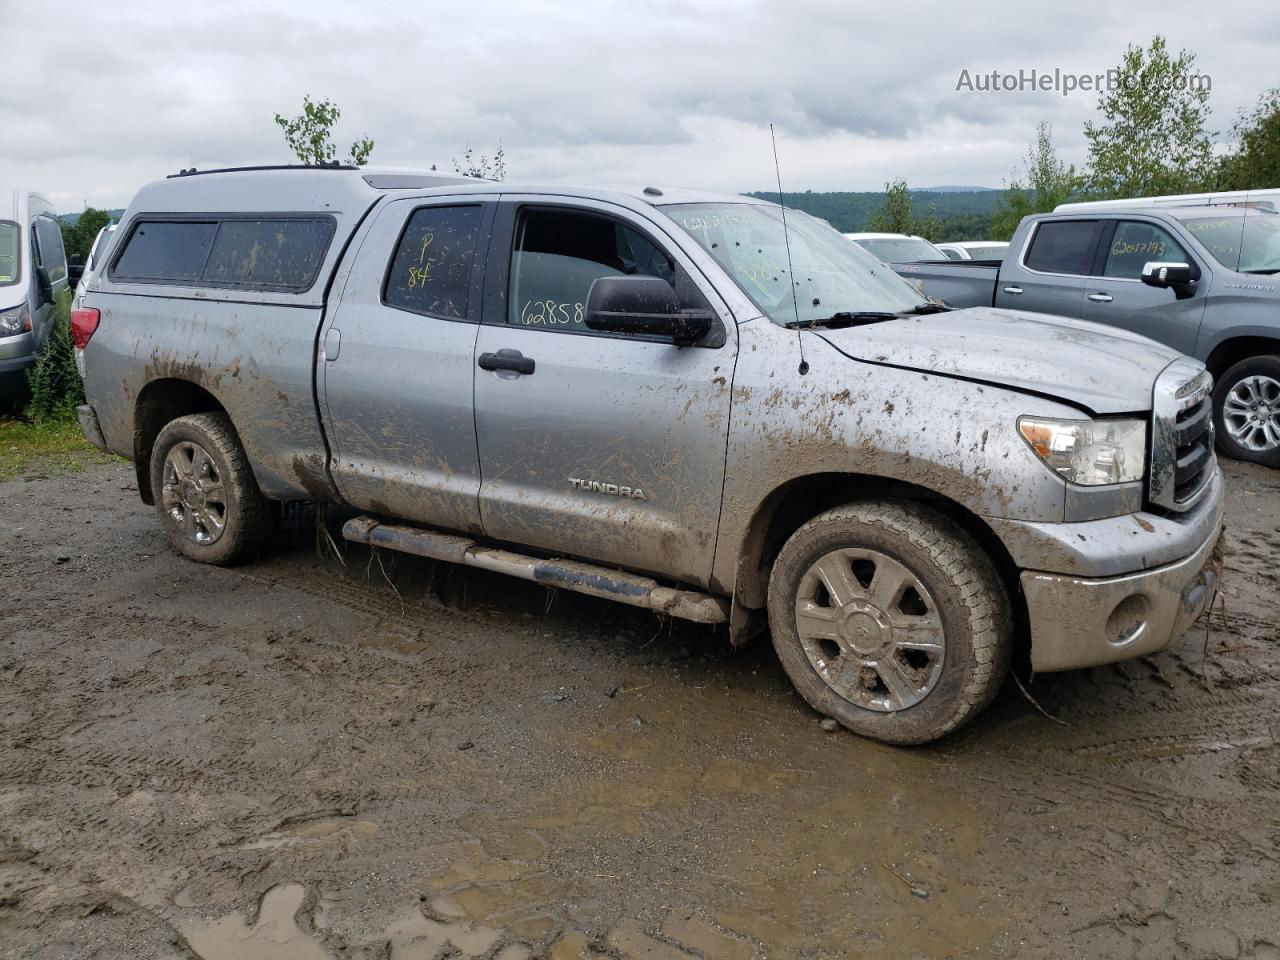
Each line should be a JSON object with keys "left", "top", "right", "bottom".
{"left": 1204, "top": 337, "right": 1280, "bottom": 382}
{"left": 133, "top": 379, "right": 227, "bottom": 504}
{"left": 732, "top": 472, "right": 1027, "bottom": 643}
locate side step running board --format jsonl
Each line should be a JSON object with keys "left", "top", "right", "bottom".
{"left": 341, "top": 515, "right": 729, "bottom": 624}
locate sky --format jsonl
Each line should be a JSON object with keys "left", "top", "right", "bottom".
{"left": 2, "top": 0, "right": 1278, "bottom": 212}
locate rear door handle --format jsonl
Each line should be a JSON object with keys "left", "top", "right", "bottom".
{"left": 478, "top": 349, "right": 535, "bottom": 376}
{"left": 1002, "top": 285, "right": 1023, "bottom": 295}
{"left": 323, "top": 327, "right": 341, "bottom": 361}
{"left": 1087, "top": 293, "right": 1113, "bottom": 303}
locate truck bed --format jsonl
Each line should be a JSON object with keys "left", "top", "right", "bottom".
{"left": 893, "top": 260, "right": 1000, "bottom": 308}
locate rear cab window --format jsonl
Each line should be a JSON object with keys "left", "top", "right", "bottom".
{"left": 1023, "top": 220, "right": 1101, "bottom": 275}
{"left": 383, "top": 205, "right": 483, "bottom": 320}
{"left": 110, "top": 216, "right": 335, "bottom": 291}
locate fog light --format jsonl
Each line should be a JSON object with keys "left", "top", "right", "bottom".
{"left": 1106, "top": 594, "right": 1150, "bottom": 646}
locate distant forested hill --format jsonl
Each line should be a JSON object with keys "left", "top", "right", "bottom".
{"left": 742, "top": 189, "right": 1011, "bottom": 240}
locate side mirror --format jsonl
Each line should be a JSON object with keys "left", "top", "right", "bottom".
{"left": 35, "top": 266, "right": 54, "bottom": 305}
{"left": 585, "top": 276, "right": 713, "bottom": 345}
{"left": 1141, "top": 261, "right": 1197, "bottom": 289}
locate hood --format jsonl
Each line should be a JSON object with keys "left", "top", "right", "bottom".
{"left": 815, "top": 307, "right": 1181, "bottom": 415}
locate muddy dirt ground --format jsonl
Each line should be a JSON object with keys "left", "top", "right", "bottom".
{"left": 1, "top": 458, "right": 1277, "bottom": 959}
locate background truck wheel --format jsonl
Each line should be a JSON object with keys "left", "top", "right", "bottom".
{"left": 1213, "top": 355, "right": 1280, "bottom": 467}
{"left": 766, "top": 501, "right": 1012, "bottom": 746}
{"left": 149, "top": 412, "right": 271, "bottom": 565}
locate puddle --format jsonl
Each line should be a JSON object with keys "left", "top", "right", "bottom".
{"left": 240, "top": 817, "right": 379, "bottom": 851}
{"left": 178, "top": 883, "right": 331, "bottom": 960}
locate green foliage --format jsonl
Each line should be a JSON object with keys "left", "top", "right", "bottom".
{"left": 274, "top": 95, "right": 375, "bottom": 166}
{"left": 58, "top": 207, "right": 114, "bottom": 263}
{"left": 25, "top": 290, "right": 83, "bottom": 425}
{"left": 453, "top": 145, "right": 506, "bottom": 181}
{"left": 992, "top": 122, "right": 1081, "bottom": 240}
{"left": 1083, "top": 36, "right": 1214, "bottom": 198}
{"left": 1217, "top": 87, "right": 1280, "bottom": 190}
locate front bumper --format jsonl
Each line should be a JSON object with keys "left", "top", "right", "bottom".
{"left": 1022, "top": 520, "right": 1223, "bottom": 672}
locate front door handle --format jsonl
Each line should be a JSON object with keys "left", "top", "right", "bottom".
{"left": 1087, "top": 293, "right": 1114, "bottom": 303}
{"left": 478, "top": 349, "right": 535, "bottom": 376}
{"left": 1002, "top": 285, "right": 1023, "bottom": 295}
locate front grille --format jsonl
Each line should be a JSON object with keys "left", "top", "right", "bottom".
{"left": 1150, "top": 359, "right": 1215, "bottom": 512}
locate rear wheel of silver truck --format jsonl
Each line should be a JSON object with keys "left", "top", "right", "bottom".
{"left": 149, "top": 412, "right": 271, "bottom": 565}
{"left": 767, "top": 501, "right": 1012, "bottom": 745}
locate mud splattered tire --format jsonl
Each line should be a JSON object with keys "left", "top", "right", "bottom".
{"left": 1212, "top": 355, "right": 1280, "bottom": 468}
{"left": 150, "top": 412, "right": 271, "bottom": 566}
{"left": 767, "top": 501, "right": 1011, "bottom": 745}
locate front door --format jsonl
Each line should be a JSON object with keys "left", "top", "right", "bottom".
{"left": 473, "top": 199, "right": 736, "bottom": 587}
{"left": 321, "top": 196, "right": 495, "bottom": 532}
{"left": 1079, "top": 218, "right": 1208, "bottom": 356}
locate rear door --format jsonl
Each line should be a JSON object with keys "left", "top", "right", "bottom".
{"left": 472, "top": 197, "right": 736, "bottom": 587}
{"left": 321, "top": 195, "right": 495, "bottom": 532}
{"left": 1079, "top": 218, "right": 1208, "bottom": 355}
{"left": 994, "top": 218, "right": 1102, "bottom": 317}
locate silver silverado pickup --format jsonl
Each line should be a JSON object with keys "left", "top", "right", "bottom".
{"left": 894, "top": 206, "right": 1280, "bottom": 467}
{"left": 73, "top": 166, "right": 1224, "bottom": 744}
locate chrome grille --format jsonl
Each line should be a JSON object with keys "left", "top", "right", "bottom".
{"left": 1149, "top": 359, "right": 1215, "bottom": 512}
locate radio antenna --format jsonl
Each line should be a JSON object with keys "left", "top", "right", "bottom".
{"left": 770, "top": 123, "right": 808, "bottom": 374}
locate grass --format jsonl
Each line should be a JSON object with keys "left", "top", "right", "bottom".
{"left": 0, "top": 416, "right": 115, "bottom": 481}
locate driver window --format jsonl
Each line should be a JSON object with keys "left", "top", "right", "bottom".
{"left": 1104, "top": 221, "right": 1189, "bottom": 280}
{"left": 508, "top": 207, "right": 676, "bottom": 331}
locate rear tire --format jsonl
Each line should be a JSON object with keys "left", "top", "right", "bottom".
{"left": 1213, "top": 355, "right": 1280, "bottom": 467}
{"left": 150, "top": 412, "right": 271, "bottom": 565}
{"left": 767, "top": 501, "right": 1011, "bottom": 745}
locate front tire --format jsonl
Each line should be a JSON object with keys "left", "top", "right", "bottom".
{"left": 150, "top": 412, "right": 271, "bottom": 565}
{"left": 1213, "top": 355, "right": 1280, "bottom": 467}
{"left": 767, "top": 501, "right": 1011, "bottom": 745}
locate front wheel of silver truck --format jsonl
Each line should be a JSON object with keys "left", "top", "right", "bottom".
{"left": 149, "top": 412, "right": 271, "bottom": 566}
{"left": 767, "top": 501, "right": 1012, "bottom": 745}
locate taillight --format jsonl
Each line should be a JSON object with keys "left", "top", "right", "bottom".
{"left": 71, "top": 308, "right": 100, "bottom": 350}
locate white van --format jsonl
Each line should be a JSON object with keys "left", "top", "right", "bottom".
{"left": 1055, "top": 187, "right": 1280, "bottom": 215}
{"left": 0, "top": 190, "right": 70, "bottom": 401}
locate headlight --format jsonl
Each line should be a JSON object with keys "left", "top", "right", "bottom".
{"left": 1018, "top": 416, "right": 1146, "bottom": 486}
{"left": 0, "top": 303, "right": 30, "bottom": 336}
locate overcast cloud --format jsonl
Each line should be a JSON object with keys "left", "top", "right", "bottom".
{"left": 2, "top": 0, "right": 1278, "bottom": 212}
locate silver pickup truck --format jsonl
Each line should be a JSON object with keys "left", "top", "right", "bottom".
{"left": 73, "top": 166, "right": 1224, "bottom": 744}
{"left": 894, "top": 206, "right": 1280, "bottom": 467}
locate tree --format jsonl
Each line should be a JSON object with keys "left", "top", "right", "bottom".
{"left": 1217, "top": 87, "right": 1280, "bottom": 190}
{"left": 58, "top": 207, "right": 114, "bottom": 263}
{"left": 274, "top": 95, "right": 374, "bottom": 167}
{"left": 1083, "top": 36, "right": 1214, "bottom": 199}
{"left": 866, "top": 179, "right": 940, "bottom": 240}
{"left": 992, "top": 122, "right": 1080, "bottom": 240}
{"left": 453, "top": 145, "right": 506, "bottom": 181}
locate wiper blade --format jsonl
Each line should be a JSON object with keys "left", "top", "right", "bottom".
{"left": 785, "top": 303, "right": 951, "bottom": 329}
{"left": 785, "top": 312, "right": 900, "bottom": 329}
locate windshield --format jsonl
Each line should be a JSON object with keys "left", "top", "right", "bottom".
{"left": 853, "top": 237, "right": 947, "bottom": 262}
{"left": 667, "top": 203, "right": 926, "bottom": 326}
{"left": 0, "top": 222, "right": 18, "bottom": 286}
{"left": 1175, "top": 212, "right": 1280, "bottom": 274}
